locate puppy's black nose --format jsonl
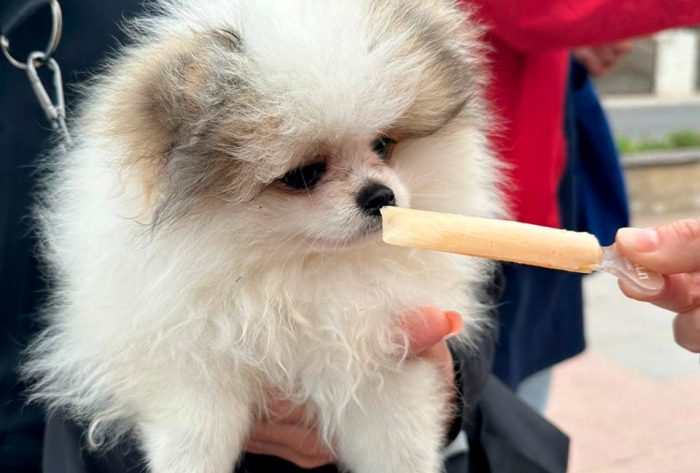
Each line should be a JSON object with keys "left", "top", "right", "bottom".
{"left": 356, "top": 183, "right": 396, "bottom": 216}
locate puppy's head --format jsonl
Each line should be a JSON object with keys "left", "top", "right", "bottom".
{"left": 99, "top": 0, "right": 485, "bottom": 252}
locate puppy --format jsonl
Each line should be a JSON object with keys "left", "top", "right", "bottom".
{"left": 26, "top": 1, "right": 503, "bottom": 472}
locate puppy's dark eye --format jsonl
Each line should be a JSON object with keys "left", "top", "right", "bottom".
{"left": 372, "top": 136, "right": 395, "bottom": 160}
{"left": 282, "top": 162, "right": 326, "bottom": 190}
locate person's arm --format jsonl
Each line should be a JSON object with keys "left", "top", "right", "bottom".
{"left": 464, "top": 0, "right": 700, "bottom": 52}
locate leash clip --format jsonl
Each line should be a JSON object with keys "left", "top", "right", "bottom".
{"left": 26, "top": 51, "right": 69, "bottom": 141}
{"left": 1, "top": 0, "right": 70, "bottom": 143}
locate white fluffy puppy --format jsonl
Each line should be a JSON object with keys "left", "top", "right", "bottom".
{"left": 26, "top": 1, "right": 502, "bottom": 472}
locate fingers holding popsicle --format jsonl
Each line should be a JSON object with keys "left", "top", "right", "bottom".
{"left": 615, "top": 222, "right": 700, "bottom": 352}
{"left": 615, "top": 222, "right": 700, "bottom": 310}
{"left": 616, "top": 220, "right": 700, "bottom": 275}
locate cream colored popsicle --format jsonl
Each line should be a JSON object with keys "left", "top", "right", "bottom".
{"left": 381, "top": 207, "right": 665, "bottom": 295}
{"left": 381, "top": 207, "right": 604, "bottom": 273}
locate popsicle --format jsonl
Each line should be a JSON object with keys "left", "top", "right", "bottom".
{"left": 381, "top": 207, "right": 664, "bottom": 295}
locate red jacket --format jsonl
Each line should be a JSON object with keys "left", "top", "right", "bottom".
{"left": 465, "top": 0, "right": 700, "bottom": 227}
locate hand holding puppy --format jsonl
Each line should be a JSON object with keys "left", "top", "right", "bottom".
{"left": 245, "top": 308, "right": 462, "bottom": 468}
{"left": 616, "top": 220, "right": 700, "bottom": 352}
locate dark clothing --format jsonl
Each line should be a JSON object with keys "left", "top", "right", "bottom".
{"left": 569, "top": 59, "right": 630, "bottom": 246}
{"left": 1, "top": 4, "right": 54, "bottom": 471}
{"left": 491, "top": 266, "right": 585, "bottom": 389}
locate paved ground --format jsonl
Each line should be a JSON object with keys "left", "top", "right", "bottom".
{"left": 547, "top": 212, "right": 700, "bottom": 473}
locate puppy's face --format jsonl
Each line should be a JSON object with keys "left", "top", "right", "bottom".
{"left": 109, "top": 0, "right": 483, "bottom": 252}
{"left": 253, "top": 135, "right": 409, "bottom": 249}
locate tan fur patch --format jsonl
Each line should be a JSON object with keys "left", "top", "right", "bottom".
{"left": 367, "top": 0, "right": 486, "bottom": 139}
{"left": 88, "top": 34, "right": 209, "bottom": 216}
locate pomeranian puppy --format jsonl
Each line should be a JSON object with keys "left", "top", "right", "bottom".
{"left": 26, "top": 1, "right": 503, "bottom": 472}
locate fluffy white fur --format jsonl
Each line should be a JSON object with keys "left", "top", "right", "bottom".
{"left": 26, "top": 1, "right": 503, "bottom": 472}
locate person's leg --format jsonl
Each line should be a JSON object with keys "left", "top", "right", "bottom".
{"left": 516, "top": 368, "right": 553, "bottom": 414}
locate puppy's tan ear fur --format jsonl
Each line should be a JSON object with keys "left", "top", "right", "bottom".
{"left": 95, "top": 34, "right": 231, "bottom": 214}
{"left": 111, "top": 30, "right": 242, "bottom": 156}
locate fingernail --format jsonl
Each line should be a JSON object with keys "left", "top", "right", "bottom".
{"left": 617, "top": 227, "right": 660, "bottom": 253}
{"left": 442, "top": 311, "right": 463, "bottom": 341}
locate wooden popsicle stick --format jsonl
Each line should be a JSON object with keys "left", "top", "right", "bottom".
{"left": 381, "top": 207, "right": 604, "bottom": 273}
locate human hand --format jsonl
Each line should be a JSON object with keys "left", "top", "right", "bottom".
{"left": 615, "top": 220, "right": 700, "bottom": 352}
{"left": 573, "top": 41, "right": 632, "bottom": 77}
{"left": 244, "top": 307, "right": 463, "bottom": 468}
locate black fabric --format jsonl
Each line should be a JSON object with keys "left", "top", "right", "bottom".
{"left": 568, "top": 59, "right": 630, "bottom": 246}
{"left": 465, "top": 378, "right": 569, "bottom": 473}
{"left": 491, "top": 265, "right": 585, "bottom": 389}
{"left": 446, "top": 352, "right": 468, "bottom": 445}
{"left": 0, "top": 1, "right": 146, "bottom": 470}
{"left": 0, "top": 0, "right": 53, "bottom": 36}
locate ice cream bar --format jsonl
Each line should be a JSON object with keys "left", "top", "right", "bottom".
{"left": 381, "top": 207, "right": 603, "bottom": 273}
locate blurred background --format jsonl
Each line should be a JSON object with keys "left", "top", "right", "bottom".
{"left": 549, "top": 27, "right": 700, "bottom": 473}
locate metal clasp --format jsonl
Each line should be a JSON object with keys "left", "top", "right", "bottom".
{"left": 26, "top": 51, "right": 70, "bottom": 142}
{"left": 1, "top": 0, "right": 70, "bottom": 143}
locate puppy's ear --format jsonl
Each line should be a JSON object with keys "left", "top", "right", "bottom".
{"left": 102, "top": 32, "right": 242, "bottom": 214}
{"left": 108, "top": 39, "right": 209, "bottom": 159}
{"left": 137, "top": 30, "right": 242, "bottom": 147}
{"left": 369, "top": 0, "right": 485, "bottom": 138}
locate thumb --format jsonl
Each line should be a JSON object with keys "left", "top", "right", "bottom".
{"left": 401, "top": 308, "right": 463, "bottom": 355}
{"left": 616, "top": 220, "right": 700, "bottom": 275}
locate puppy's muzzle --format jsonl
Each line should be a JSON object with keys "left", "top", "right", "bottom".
{"left": 356, "top": 182, "right": 396, "bottom": 217}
